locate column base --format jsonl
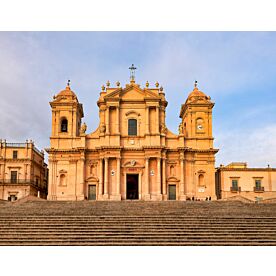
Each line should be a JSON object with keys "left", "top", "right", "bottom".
{"left": 179, "top": 195, "right": 187, "bottom": 201}
{"left": 151, "top": 194, "right": 163, "bottom": 201}
{"left": 162, "top": 194, "right": 168, "bottom": 201}
{"left": 47, "top": 195, "right": 57, "bottom": 200}
{"left": 102, "top": 194, "right": 109, "bottom": 200}
{"left": 142, "top": 194, "right": 151, "bottom": 201}
{"left": 76, "top": 195, "right": 85, "bottom": 201}
{"left": 109, "top": 194, "right": 122, "bottom": 201}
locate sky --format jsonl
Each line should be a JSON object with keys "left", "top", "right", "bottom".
{"left": 0, "top": 32, "right": 276, "bottom": 167}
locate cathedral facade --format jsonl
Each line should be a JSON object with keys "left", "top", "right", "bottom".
{"left": 46, "top": 72, "right": 218, "bottom": 201}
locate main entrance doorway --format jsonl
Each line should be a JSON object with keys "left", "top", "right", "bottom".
{"left": 168, "top": 185, "right": 176, "bottom": 200}
{"left": 88, "top": 185, "right": 96, "bottom": 200}
{"left": 126, "top": 174, "right": 139, "bottom": 200}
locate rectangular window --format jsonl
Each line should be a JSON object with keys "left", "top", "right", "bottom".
{"left": 11, "top": 171, "right": 17, "bottom": 183}
{"left": 232, "top": 180, "right": 238, "bottom": 188}
{"left": 13, "top": 151, "right": 18, "bottom": 159}
{"left": 128, "top": 119, "right": 137, "bottom": 136}
{"left": 255, "top": 179, "right": 261, "bottom": 189}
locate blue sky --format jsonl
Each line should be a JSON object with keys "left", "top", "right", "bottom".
{"left": 0, "top": 32, "right": 276, "bottom": 167}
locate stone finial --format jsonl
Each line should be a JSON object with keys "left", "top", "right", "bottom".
{"left": 101, "top": 85, "right": 105, "bottom": 91}
{"left": 67, "top": 79, "right": 71, "bottom": 87}
{"left": 116, "top": 81, "right": 120, "bottom": 87}
{"left": 155, "top": 81, "right": 159, "bottom": 88}
{"left": 106, "top": 80, "right": 110, "bottom": 87}
{"left": 160, "top": 86, "right": 163, "bottom": 91}
{"left": 146, "top": 81, "right": 149, "bottom": 88}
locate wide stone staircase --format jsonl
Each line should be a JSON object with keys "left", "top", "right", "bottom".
{"left": 0, "top": 199, "right": 276, "bottom": 245}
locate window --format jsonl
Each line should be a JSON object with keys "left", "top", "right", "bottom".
{"left": 13, "top": 151, "right": 18, "bottom": 159}
{"left": 61, "top": 118, "right": 68, "bottom": 132}
{"left": 128, "top": 119, "right": 137, "bottom": 136}
{"left": 11, "top": 171, "right": 17, "bottom": 183}
{"left": 232, "top": 180, "right": 238, "bottom": 188}
{"left": 255, "top": 179, "right": 261, "bottom": 189}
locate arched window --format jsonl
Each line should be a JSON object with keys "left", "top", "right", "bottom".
{"left": 61, "top": 118, "right": 68, "bottom": 132}
{"left": 198, "top": 174, "right": 204, "bottom": 186}
{"left": 60, "top": 174, "right": 66, "bottom": 186}
{"left": 128, "top": 119, "right": 137, "bottom": 136}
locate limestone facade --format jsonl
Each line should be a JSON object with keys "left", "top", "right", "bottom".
{"left": 46, "top": 77, "right": 218, "bottom": 201}
{"left": 0, "top": 140, "right": 48, "bottom": 201}
{"left": 216, "top": 162, "right": 276, "bottom": 201}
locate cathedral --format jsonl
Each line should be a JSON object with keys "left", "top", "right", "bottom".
{"left": 46, "top": 67, "right": 218, "bottom": 201}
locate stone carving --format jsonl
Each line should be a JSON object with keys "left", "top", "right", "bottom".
{"left": 100, "top": 123, "right": 106, "bottom": 133}
{"left": 130, "top": 160, "right": 136, "bottom": 166}
{"left": 160, "top": 123, "right": 167, "bottom": 134}
{"left": 80, "top": 122, "right": 87, "bottom": 134}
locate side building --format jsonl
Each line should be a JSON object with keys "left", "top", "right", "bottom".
{"left": 216, "top": 162, "right": 276, "bottom": 201}
{"left": 0, "top": 140, "right": 48, "bottom": 201}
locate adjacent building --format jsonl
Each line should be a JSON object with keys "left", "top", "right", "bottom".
{"left": 0, "top": 140, "right": 48, "bottom": 201}
{"left": 46, "top": 73, "right": 218, "bottom": 201}
{"left": 216, "top": 162, "right": 276, "bottom": 201}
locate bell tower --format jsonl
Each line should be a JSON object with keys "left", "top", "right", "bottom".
{"left": 179, "top": 81, "right": 218, "bottom": 200}
{"left": 50, "top": 81, "right": 84, "bottom": 146}
{"left": 179, "top": 81, "right": 214, "bottom": 149}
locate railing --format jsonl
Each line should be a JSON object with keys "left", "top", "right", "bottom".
{"left": 0, "top": 179, "right": 47, "bottom": 191}
{"left": 5, "top": 143, "right": 26, "bottom": 148}
{"left": 0, "top": 179, "right": 36, "bottom": 185}
{"left": 230, "top": 186, "right": 241, "bottom": 192}
{"left": 254, "top": 186, "right": 265, "bottom": 192}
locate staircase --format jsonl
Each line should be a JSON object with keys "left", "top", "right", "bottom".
{"left": 0, "top": 200, "right": 276, "bottom": 245}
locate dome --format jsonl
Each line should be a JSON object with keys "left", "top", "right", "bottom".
{"left": 57, "top": 85, "right": 77, "bottom": 98}
{"left": 187, "top": 87, "right": 207, "bottom": 99}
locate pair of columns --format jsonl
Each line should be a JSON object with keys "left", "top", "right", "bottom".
{"left": 99, "top": 157, "right": 121, "bottom": 196}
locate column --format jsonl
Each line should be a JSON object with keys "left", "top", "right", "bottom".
{"left": 162, "top": 158, "right": 167, "bottom": 196}
{"left": 116, "top": 157, "right": 121, "bottom": 195}
{"left": 156, "top": 158, "right": 161, "bottom": 195}
{"left": 156, "top": 106, "right": 160, "bottom": 134}
{"left": 104, "top": 157, "right": 109, "bottom": 196}
{"left": 79, "top": 156, "right": 85, "bottom": 199}
{"left": 116, "top": 107, "right": 120, "bottom": 134}
{"left": 146, "top": 106, "right": 150, "bottom": 134}
{"left": 99, "top": 158, "right": 103, "bottom": 196}
{"left": 106, "top": 107, "right": 110, "bottom": 134}
{"left": 144, "top": 158, "right": 150, "bottom": 198}
{"left": 179, "top": 152, "right": 186, "bottom": 200}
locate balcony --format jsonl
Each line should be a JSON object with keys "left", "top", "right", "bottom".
{"left": 254, "top": 186, "right": 265, "bottom": 192}
{"left": 0, "top": 179, "right": 47, "bottom": 191}
{"left": 230, "top": 186, "right": 241, "bottom": 192}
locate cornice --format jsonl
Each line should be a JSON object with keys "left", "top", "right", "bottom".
{"left": 216, "top": 168, "right": 276, "bottom": 172}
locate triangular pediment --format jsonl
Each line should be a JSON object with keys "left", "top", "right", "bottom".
{"left": 104, "top": 84, "right": 160, "bottom": 100}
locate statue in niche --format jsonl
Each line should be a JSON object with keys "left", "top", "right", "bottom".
{"left": 80, "top": 122, "right": 87, "bottom": 134}
{"left": 90, "top": 164, "right": 97, "bottom": 176}
{"left": 100, "top": 123, "right": 106, "bottom": 133}
{"left": 170, "top": 165, "right": 175, "bottom": 176}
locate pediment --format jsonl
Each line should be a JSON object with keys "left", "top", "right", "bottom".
{"left": 167, "top": 176, "right": 180, "bottom": 182}
{"left": 104, "top": 84, "right": 159, "bottom": 100}
{"left": 86, "top": 176, "right": 99, "bottom": 182}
